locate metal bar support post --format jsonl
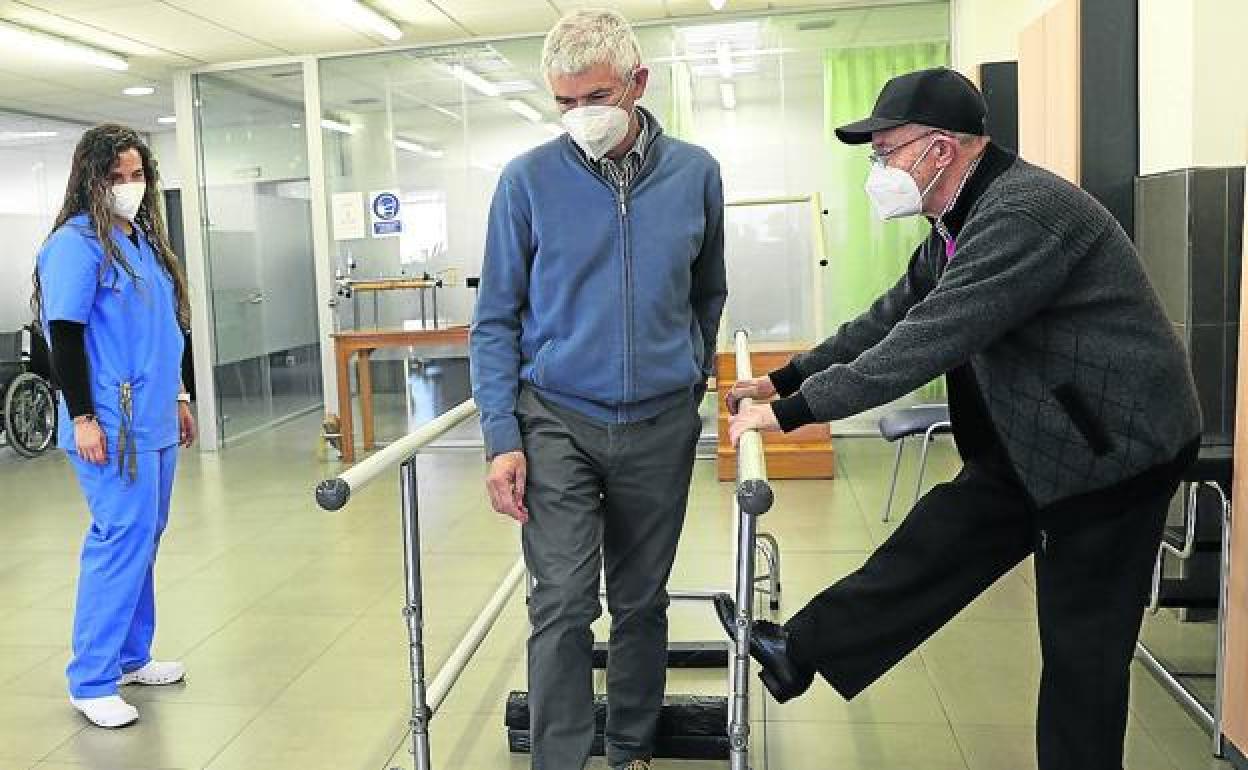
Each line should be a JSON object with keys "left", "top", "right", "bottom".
{"left": 400, "top": 458, "right": 433, "bottom": 770}
{"left": 727, "top": 329, "right": 775, "bottom": 770}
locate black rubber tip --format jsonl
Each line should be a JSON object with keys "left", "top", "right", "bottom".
{"left": 315, "top": 478, "right": 351, "bottom": 511}
{"left": 737, "top": 479, "right": 774, "bottom": 516}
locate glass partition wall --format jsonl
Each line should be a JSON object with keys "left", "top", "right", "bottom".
{"left": 193, "top": 66, "right": 323, "bottom": 442}
{"left": 180, "top": 4, "right": 951, "bottom": 447}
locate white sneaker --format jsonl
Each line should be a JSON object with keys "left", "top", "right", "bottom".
{"left": 120, "top": 660, "right": 186, "bottom": 686}
{"left": 70, "top": 695, "right": 139, "bottom": 728}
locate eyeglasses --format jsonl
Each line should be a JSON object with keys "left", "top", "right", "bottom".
{"left": 867, "top": 130, "right": 939, "bottom": 168}
{"left": 554, "top": 73, "right": 637, "bottom": 111}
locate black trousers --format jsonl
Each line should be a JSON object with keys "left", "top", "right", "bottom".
{"left": 785, "top": 462, "right": 1173, "bottom": 770}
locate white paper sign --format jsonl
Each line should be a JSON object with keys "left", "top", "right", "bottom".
{"left": 331, "top": 192, "right": 366, "bottom": 241}
{"left": 369, "top": 190, "right": 403, "bottom": 238}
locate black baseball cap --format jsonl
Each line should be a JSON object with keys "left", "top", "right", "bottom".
{"left": 835, "top": 67, "right": 987, "bottom": 145}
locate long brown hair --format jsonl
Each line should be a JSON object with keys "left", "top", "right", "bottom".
{"left": 31, "top": 124, "right": 190, "bottom": 329}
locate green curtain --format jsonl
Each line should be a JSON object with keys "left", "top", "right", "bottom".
{"left": 667, "top": 60, "right": 697, "bottom": 141}
{"left": 823, "top": 42, "right": 950, "bottom": 399}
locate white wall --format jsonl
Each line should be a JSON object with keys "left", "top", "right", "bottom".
{"left": 0, "top": 129, "right": 85, "bottom": 331}
{"left": 1141, "top": 0, "right": 1247, "bottom": 173}
{"left": 951, "top": 0, "right": 1060, "bottom": 81}
{"left": 1188, "top": 0, "right": 1246, "bottom": 169}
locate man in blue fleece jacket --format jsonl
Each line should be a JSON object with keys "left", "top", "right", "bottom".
{"left": 469, "top": 10, "right": 727, "bottom": 769}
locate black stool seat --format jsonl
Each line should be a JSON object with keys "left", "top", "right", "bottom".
{"left": 878, "top": 404, "right": 951, "bottom": 442}
{"left": 1182, "top": 445, "right": 1232, "bottom": 491}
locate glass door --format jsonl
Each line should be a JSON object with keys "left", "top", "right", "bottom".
{"left": 194, "top": 65, "right": 321, "bottom": 441}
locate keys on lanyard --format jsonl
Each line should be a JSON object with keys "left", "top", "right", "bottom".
{"left": 117, "top": 382, "right": 137, "bottom": 483}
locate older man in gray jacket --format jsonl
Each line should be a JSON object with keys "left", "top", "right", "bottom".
{"left": 718, "top": 67, "right": 1200, "bottom": 770}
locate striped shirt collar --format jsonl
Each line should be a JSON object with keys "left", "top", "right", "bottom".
{"left": 584, "top": 109, "right": 652, "bottom": 191}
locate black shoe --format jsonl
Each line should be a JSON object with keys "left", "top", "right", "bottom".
{"left": 712, "top": 593, "right": 814, "bottom": 703}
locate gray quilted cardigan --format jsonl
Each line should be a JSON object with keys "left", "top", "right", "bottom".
{"left": 771, "top": 153, "right": 1201, "bottom": 508}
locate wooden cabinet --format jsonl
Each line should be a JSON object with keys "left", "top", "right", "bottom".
{"left": 1222, "top": 158, "right": 1248, "bottom": 756}
{"left": 715, "top": 344, "right": 836, "bottom": 482}
{"left": 1019, "top": 0, "right": 1081, "bottom": 183}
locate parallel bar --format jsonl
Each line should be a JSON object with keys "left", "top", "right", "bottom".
{"left": 427, "top": 557, "right": 527, "bottom": 714}
{"left": 733, "top": 330, "right": 773, "bottom": 515}
{"left": 315, "top": 399, "right": 478, "bottom": 510}
{"left": 726, "top": 195, "right": 812, "bottom": 207}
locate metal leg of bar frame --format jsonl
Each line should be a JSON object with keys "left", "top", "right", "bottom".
{"left": 912, "top": 421, "right": 949, "bottom": 507}
{"left": 728, "top": 496, "right": 757, "bottom": 770}
{"left": 400, "top": 459, "right": 433, "bottom": 770}
{"left": 883, "top": 436, "right": 906, "bottom": 523}
{"left": 754, "top": 532, "right": 781, "bottom": 611}
{"left": 1213, "top": 486, "right": 1231, "bottom": 758}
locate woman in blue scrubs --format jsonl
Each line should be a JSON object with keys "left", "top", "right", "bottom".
{"left": 33, "top": 124, "right": 195, "bottom": 728}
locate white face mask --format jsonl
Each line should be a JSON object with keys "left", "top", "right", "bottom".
{"left": 561, "top": 76, "right": 635, "bottom": 161}
{"left": 864, "top": 138, "right": 945, "bottom": 220}
{"left": 110, "top": 181, "right": 146, "bottom": 222}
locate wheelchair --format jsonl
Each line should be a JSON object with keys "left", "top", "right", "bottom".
{"left": 0, "top": 324, "right": 57, "bottom": 458}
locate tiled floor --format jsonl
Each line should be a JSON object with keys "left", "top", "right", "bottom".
{"left": 0, "top": 411, "right": 1232, "bottom": 769}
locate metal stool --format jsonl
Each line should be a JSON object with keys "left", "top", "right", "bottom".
{"left": 878, "top": 404, "right": 952, "bottom": 522}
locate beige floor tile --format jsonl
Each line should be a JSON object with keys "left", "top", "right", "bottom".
{"left": 202, "top": 706, "right": 407, "bottom": 770}
{"left": 921, "top": 620, "right": 1041, "bottom": 726}
{"left": 1149, "top": 723, "right": 1234, "bottom": 770}
{"left": 0, "top": 608, "right": 74, "bottom": 646}
{"left": 953, "top": 719, "right": 1179, "bottom": 770}
{"left": 45, "top": 701, "right": 258, "bottom": 768}
{"left": 960, "top": 564, "right": 1037, "bottom": 622}
{"left": 763, "top": 656, "right": 949, "bottom": 725}
{"left": 1130, "top": 661, "right": 1212, "bottom": 733}
{"left": 0, "top": 645, "right": 65, "bottom": 688}
{"left": 761, "top": 720, "right": 967, "bottom": 769}
{"left": 0, "top": 695, "right": 87, "bottom": 766}
{"left": 270, "top": 651, "right": 413, "bottom": 711}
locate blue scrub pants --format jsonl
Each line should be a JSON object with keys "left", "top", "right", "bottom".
{"left": 66, "top": 446, "right": 177, "bottom": 698}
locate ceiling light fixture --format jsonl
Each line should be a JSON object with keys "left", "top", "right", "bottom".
{"left": 0, "top": 131, "right": 59, "bottom": 141}
{"left": 709, "top": 0, "right": 728, "bottom": 9}
{"left": 123, "top": 86, "right": 155, "bottom": 96}
{"left": 321, "top": 118, "right": 357, "bottom": 135}
{"left": 506, "top": 99, "right": 543, "bottom": 124}
{"left": 395, "top": 138, "right": 443, "bottom": 158}
{"left": 157, "top": 115, "right": 177, "bottom": 125}
{"left": 444, "top": 63, "right": 500, "bottom": 98}
{"left": 0, "top": 20, "right": 128, "bottom": 71}
{"left": 394, "top": 138, "right": 427, "bottom": 154}
{"left": 327, "top": 0, "right": 402, "bottom": 42}
{"left": 720, "top": 82, "right": 737, "bottom": 110}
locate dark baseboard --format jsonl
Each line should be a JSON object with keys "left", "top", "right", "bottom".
{"left": 1225, "top": 739, "right": 1248, "bottom": 769}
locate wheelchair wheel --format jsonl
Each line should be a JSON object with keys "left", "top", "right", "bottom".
{"left": 4, "top": 373, "right": 56, "bottom": 458}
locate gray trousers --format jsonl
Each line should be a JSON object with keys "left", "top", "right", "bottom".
{"left": 517, "top": 386, "right": 701, "bottom": 769}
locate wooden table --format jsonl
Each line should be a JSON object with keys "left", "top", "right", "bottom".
{"left": 331, "top": 326, "right": 470, "bottom": 463}
{"left": 716, "top": 342, "right": 836, "bottom": 481}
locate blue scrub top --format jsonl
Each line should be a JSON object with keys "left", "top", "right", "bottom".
{"left": 37, "top": 213, "right": 184, "bottom": 453}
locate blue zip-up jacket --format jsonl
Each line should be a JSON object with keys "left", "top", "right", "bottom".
{"left": 470, "top": 109, "right": 727, "bottom": 459}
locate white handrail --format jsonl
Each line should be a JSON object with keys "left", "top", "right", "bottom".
{"left": 427, "top": 557, "right": 527, "bottom": 714}
{"left": 732, "top": 330, "right": 773, "bottom": 515}
{"left": 315, "top": 398, "right": 479, "bottom": 510}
